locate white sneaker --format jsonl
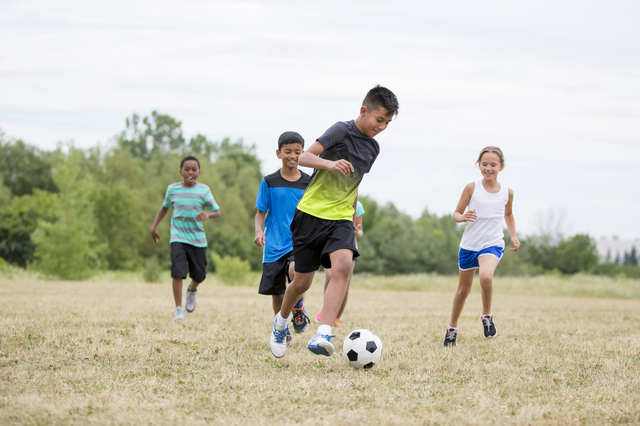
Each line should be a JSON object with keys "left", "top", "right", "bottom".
{"left": 185, "top": 287, "right": 197, "bottom": 313}
{"left": 173, "top": 306, "right": 185, "bottom": 322}
{"left": 269, "top": 316, "right": 289, "bottom": 358}
{"left": 307, "top": 332, "right": 335, "bottom": 356}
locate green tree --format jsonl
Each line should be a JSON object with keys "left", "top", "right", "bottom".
{"left": 118, "top": 111, "right": 186, "bottom": 160}
{"left": 0, "top": 189, "right": 58, "bottom": 267}
{"left": 32, "top": 149, "right": 104, "bottom": 279}
{"left": 0, "top": 133, "right": 57, "bottom": 196}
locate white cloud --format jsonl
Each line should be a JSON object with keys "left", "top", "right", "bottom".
{"left": 1, "top": 0, "right": 639, "bottom": 239}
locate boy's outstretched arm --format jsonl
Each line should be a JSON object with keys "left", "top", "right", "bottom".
{"left": 197, "top": 209, "right": 220, "bottom": 222}
{"left": 150, "top": 206, "right": 170, "bottom": 245}
{"left": 254, "top": 209, "right": 266, "bottom": 248}
{"left": 299, "top": 141, "right": 354, "bottom": 176}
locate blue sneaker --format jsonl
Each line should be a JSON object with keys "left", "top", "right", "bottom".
{"left": 307, "top": 333, "right": 335, "bottom": 356}
{"left": 270, "top": 317, "right": 289, "bottom": 358}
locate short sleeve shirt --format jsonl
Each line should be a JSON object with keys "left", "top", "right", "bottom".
{"left": 255, "top": 170, "right": 311, "bottom": 263}
{"left": 163, "top": 182, "right": 219, "bottom": 247}
{"left": 297, "top": 120, "right": 380, "bottom": 221}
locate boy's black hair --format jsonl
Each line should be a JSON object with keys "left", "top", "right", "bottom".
{"left": 180, "top": 155, "right": 200, "bottom": 169}
{"left": 362, "top": 85, "right": 399, "bottom": 117}
{"left": 277, "top": 131, "right": 305, "bottom": 151}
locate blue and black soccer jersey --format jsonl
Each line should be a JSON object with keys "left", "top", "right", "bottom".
{"left": 255, "top": 170, "right": 311, "bottom": 263}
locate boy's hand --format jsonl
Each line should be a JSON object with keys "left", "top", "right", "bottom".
{"left": 355, "top": 223, "right": 363, "bottom": 239}
{"left": 150, "top": 229, "right": 160, "bottom": 245}
{"left": 197, "top": 211, "right": 208, "bottom": 221}
{"left": 330, "top": 159, "right": 354, "bottom": 176}
{"left": 254, "top": 230, "right": 265, "bottom": 248}
{"left": 510, "top": 237, "right": 520, "bottom": 251}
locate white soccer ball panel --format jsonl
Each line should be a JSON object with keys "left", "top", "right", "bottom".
{"left": 341, "top": 329, "right": 383, "bottom": 369}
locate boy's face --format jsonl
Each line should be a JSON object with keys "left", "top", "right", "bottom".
{"left": 180, "top": 160, "right": 201, "bottom": 187}
{"left": 276, "top": 143, "right": 303, "bottom": 170}
{"left": 358, "top": 106, "right": 394, "bottom": 138}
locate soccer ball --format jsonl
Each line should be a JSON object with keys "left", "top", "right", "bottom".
{"left": 341, "top": 329, "right": 382, "bottom": 369}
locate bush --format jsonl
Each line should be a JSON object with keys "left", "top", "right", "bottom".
{"left": 211, "top": 252, "right": 252, "bottom": 285}
{"left": 143, "top": 256, "right": 163, "bottom": 283}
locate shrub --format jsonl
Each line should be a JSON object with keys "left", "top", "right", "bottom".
{"left": 143, "top": 256, "right": 163, "bottom": 283}
{"left": 211, "top": 252, "right": 251, "bottom": 285}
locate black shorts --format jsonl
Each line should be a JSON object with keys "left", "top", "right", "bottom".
{"left": 258, "top": 252, "right": 294, "bottom": 295}
{"left": 290, "top": 209, "right": 359, "bottom": 273}
{"left": 170, "top": 242, "right": 207, "bottom": 283}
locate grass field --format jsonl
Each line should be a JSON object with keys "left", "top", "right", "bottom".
{"left": 1, "top": 273, "right": 639, "bottom": 425}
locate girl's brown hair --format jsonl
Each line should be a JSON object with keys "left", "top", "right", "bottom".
{"left": 476, "top": 146, "right": 505, "bottom": 166}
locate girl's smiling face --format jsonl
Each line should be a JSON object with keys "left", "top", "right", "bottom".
{"left": 180, "top": 160, "right": 200, "bottom": 187}
{"left": 478, "top": 152, "right": 504, "bottom": 181}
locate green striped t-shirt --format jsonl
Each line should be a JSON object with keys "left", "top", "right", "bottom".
{"left": 163, "top": 182, "right": 219, "bottom": 247}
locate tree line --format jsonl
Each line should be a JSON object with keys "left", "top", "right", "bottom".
{"left": 0, "top": 112, "right": 637, "bottom": 280}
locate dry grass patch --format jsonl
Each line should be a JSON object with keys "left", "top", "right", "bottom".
{"left": 1, "top": 276, "right": 639, "bottom": 425}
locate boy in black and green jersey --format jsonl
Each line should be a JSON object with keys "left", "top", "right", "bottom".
{"left": 269, "top": 85, "right": 399, "bottom": 358}
{"left": 150, "top": 156, "right": 220, "bottom": 322}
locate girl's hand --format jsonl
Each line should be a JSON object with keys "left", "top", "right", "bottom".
{"left": 330, "top": 159, "right": 354, "bottom": 176}
{"left": 463, "top": 209, "right": 477, "bottom": 222}
{"left": 510, "top": 237, "right": 520, "bottom": 251}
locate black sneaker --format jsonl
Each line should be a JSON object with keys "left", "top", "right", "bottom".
{"left": 292, "top": 307, "right": 310, "bottom": 334}
{"left": 443, "top": 327, "right": 458, "bottom": 347}
{"left": 481, "top": 314, "right": 498, "bottom": 338}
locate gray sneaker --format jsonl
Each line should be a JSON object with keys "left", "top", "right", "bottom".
{"left": 443, "top": 327, "right": 458, "bottom": 347}
{"left": 185, "top": 287, "right": 197, "bottom": 313}
{"left": 173, "top": 306, "right": 185, "bottom": 322}
{"left": 481, "top": 315, "right": 498, "bottom": 338}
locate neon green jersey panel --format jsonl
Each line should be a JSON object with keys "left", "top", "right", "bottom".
{"left": 297, "top": 120, "right": 379, "bottom": 221}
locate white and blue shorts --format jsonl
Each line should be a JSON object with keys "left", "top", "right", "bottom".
{"left": 458, "top": 246, "right": 504, "bottom": 271}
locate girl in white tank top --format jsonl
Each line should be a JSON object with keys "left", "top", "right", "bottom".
{"left": 443, "top": 147, "right": 520, "bottom": 347}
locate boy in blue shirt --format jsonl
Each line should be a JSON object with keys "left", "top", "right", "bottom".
{"left": 254, "top": 132, "right": 311, "bottom": 339}
{"left": 150, "top": 155, "right": 220, "bottom": 322}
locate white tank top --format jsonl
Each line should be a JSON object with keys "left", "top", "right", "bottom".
{"left": 459, "top": 180, "right": 509, "bottom": 251}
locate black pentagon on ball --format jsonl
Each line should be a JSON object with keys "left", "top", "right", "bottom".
{"left": 363, "top": 362, "right": 375, "bottom": 369}
{"left": 365, "top": 341, "right": 378, "bottom": 353}
{"left": 347, "top": 349, "right": 359, "bottom": 362}
{"left": 348, "top": 331, "right": 360, "bottom": 341}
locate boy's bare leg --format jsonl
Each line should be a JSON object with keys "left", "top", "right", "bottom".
{"left": 279, "top": 271, "right": 315, "bottom": 317}
{"left": 449, "top": 269, "right": 475, "bottom": 328}
{"left": 172, "top": 278, "right": 183, "bottom": 307}
{"left": 320, "top": 249, "right": 353, "bottom": 327}
{"left": 272, "top": 294, "right": 284, "bottom": 315}
{"left": 337, "top": 260, "right": 356, "bottom": 318}
{"left": 187, "top": 280, "right": 200, "bottom": 292}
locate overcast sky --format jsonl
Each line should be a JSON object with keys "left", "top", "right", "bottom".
{"left": 1, "top": 0, "right": 639, "bottom": 241}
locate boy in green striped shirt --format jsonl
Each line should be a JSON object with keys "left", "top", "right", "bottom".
{"left": 150, "top": 156, "right": 220, "bottom": 321}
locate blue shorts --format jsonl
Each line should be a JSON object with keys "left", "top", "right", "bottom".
{"left": 458, "top": 246, "right": 504, "bottom": 271}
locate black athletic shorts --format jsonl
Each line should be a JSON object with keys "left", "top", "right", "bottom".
{"left": 290, "top": 209, "right": 359, "bottom": 273}
{"left": 258, "top": 252, "right": 294, "bottom": 295}
{"left": 170, "top": 242, "right": 207, "bottom": 283}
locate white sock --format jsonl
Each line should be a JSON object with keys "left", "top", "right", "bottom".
{"left": 448, "top": 325, "right": 458, "bottom": 330}
{"left": 318, "top": 324, "right": 332, "bottom": 336}
{"left": 481, "top": 313, "right": 492, "bottom": 318}
{"left": 276, "top": 312, "right": 288, "bottom": 328}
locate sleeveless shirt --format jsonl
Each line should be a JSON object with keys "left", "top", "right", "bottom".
{"left": 459, "top": 180, "right": 509, "bottom": 251}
